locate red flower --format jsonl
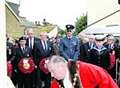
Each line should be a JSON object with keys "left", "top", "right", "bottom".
{"left": 18, "top": 57, "right": 35, "bottom": 74}
{"left": 7, "top": 62, "right": 13, "bottom": 77}
{"left": 39, "top": 58, "right": 49, "bottom": 74}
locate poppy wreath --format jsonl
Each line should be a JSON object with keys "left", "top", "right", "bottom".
{"left": 18, "top": 57, "right": 35, "bottom": 74}
{"left": 7, "top": 62, "right": 13, "bottom": 77}
{"left": 39, "top": 58, "right": 49, "bottom": 74}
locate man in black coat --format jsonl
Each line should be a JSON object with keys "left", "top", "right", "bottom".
{"left": 25, "top": 28, "right": 41, "bottom": 88}
{"left": 80, "top": 34, "right": 95, "bottom": 63}
{"left": 25, "top": 28, "right": 40, "bottom": 58}
{"left": 35, "top": 32, "right": 54, "bottom": 88}
{"left": 12, "top": 37, "right": 33, "bottom": 88}
{"left": 104, "top": 35, "right": 120, "bottom": 79}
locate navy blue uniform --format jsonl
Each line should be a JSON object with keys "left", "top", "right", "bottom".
{"left": 59, "top": 36, "right": 80, "bottom": 61}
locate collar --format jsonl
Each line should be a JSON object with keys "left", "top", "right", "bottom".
{"left": 67, "top": 36, "right": 72, "bottom": 39}
{"left": 63, "top": 69, "right": 73, "bottom": 88}
{"left": 93, "top": 45, "right": 107, "bottom": 53}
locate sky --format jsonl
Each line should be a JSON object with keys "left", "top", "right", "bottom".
{"left": 7, "top": 0, "right": 86, "bottom": 28}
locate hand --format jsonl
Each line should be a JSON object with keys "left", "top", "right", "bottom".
{"left": 14, "top": 69, "right": 17, "bottom": 73}
{"left": 68, "top": 59, "right": 73, "bottom": 62}
{"left": 35, "top": 65, "right": 37, "bottom": 69}
{"left": 7, "top": 61, "right": 11, "bottom": 64}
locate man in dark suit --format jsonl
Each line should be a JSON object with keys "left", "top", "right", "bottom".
{"left": 35, "top": 32, "right": 54, "bottom": 88}
{"left": 25, "top": 28, "right": 40, "bottom": 56}
{"left": 104, "top": 35, "right": 120, "bottom": 79}
{"left": 26, "top": 28, "right": 39, "bottom": 48}
{"left": 25, "top": 28, "right": 41, "bottom": 88}
{"left": 80, "top": 34, "right": 95, "bottom": 62}
{"left": 12, "top": 37, "right": 33, "bottom": 88}
{"left": 7, "top": 37, "right": 13, "bottom": 62}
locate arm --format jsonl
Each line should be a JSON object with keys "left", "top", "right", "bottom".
{"left": 59, "top": 39, "right": 70, "bottom": 60}
{"left": 78, "top": 62, "right": 118, "bottom": 88}
{"left": 73, "top": 38, "right": 80, "bottom": 61}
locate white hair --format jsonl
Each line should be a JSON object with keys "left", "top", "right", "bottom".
{"left": 48, "top": 55, "right": 67, "bottom": 64}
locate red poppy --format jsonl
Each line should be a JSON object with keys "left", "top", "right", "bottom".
{"left": 7, "top": 62, "right": 13, "bottom": 77}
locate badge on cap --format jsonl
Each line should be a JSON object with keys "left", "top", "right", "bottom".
{"left": 66, "top": 24, "right": 74, "bottom": 32}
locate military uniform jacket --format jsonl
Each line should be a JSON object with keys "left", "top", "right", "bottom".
{"left": 59, "top": 36, "right": 80, "bottom": 61}
{"left": 89, "top": 46, "right": 110, "bottom": 70}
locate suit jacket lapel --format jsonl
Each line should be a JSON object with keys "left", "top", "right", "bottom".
{"left": 18, "top": 47, "right": 24, "bottom": 57}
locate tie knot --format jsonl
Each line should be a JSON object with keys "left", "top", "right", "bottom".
{"left": 44, "top": 40, "right": 46, "bottom": 43}
{"left": 22, "top": 47, "right": 25, "bottom": 53}
{"left": 23, "top": 47, "right": 25, "bottom": 50}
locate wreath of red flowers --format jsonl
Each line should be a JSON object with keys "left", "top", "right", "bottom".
{"left": 18, "top": 57, "right": 35, "bottom": 74}
{"left": 39, "top": 58, "right": 49, "bottom": 74}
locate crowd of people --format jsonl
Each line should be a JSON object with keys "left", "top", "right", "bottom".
{"left": 6, "top": 24, "right": 120, "bottom": 88}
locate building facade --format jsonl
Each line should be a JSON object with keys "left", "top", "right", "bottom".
{"left": 87, "top": 0, "right": 120, "bottom": 27}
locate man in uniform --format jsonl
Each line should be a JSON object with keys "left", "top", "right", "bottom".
{"left": 59, "top": 24, "right": 80, "bottom": 61}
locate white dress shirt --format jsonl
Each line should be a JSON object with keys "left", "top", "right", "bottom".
{"left": 41, "top": 40, "right": 47, "bottom": 50}
{"left": 29, "top": 38, "right": 34, "bottom": 49}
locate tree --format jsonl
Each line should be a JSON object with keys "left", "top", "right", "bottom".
{"left": 75, "top": 15, "right": 87, "bottom": 35}
{"left": 58, "top": 28, "right": 66, "bottom": 37}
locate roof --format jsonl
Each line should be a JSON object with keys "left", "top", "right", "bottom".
{"left": 19, "top": 17, "right": 36, "bottom": 27}
{"left": 6, "top": 1, "right": 36, "bottom": 28}
{"left": 81, "top": 26, "right": 120, "bottom": 36}
{"left": 6, "top": 1, "right": 21, "bottom": 22}
{"left": 7, "top": 1, "right": 19, "bottom": 16}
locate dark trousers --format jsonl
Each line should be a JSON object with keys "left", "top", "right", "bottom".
{"left": 108, "top": 66, "right": 116, "bottom": 79}
{"left": 40, "top": 71, "right": 51, "bottom": 88}
{"left": 11, "top": 71, "right": 18, "bottom": 86}
{"left": 33, "top": 69, "right": 51, "bottom": 88}
{"left": 24, "top": 74, "right": 33, "bottom": 88}
{"left": 17, "top": 72, "right": 33, "bottom": 88}
{"left": 32, "top": 69, "right": 42, "bottom": 88}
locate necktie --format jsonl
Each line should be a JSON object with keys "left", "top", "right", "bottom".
{"left": 44, "top": 41, "right": 47, "bottom": 51}
{"left": 30, "top": 38, "right": 32, "bottom": 49}
{"left": 22, "top": 47, "right": 25, "bottom": 53}
{"left": 89, "top": 43, "right": 93, "bottom": 49}
{"left": 108, "top": 44, "right": 112, "bottom": 49}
